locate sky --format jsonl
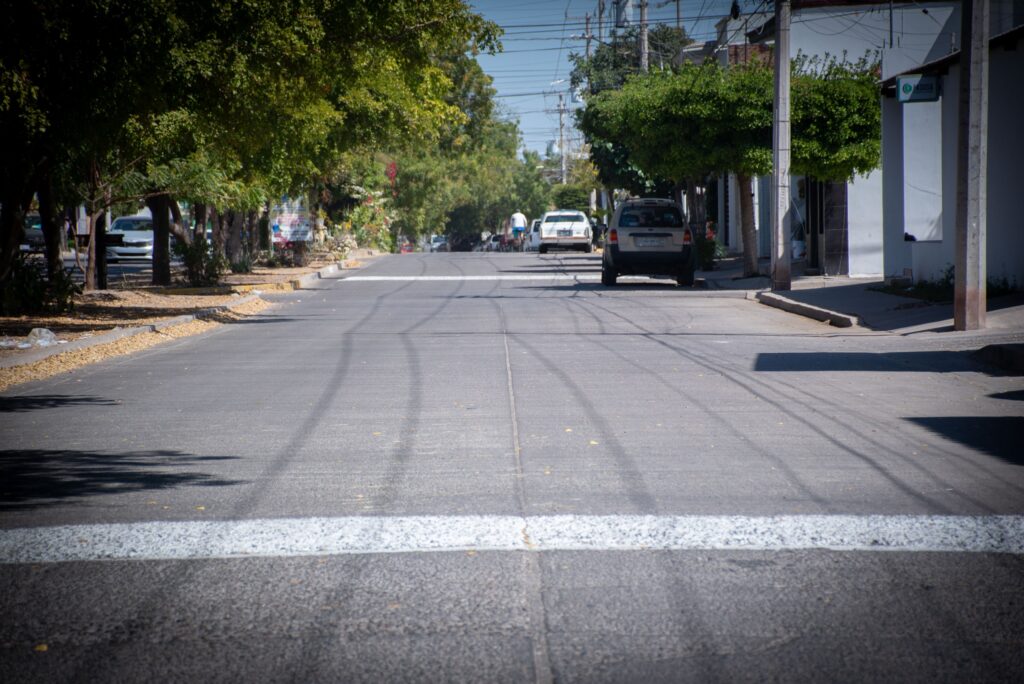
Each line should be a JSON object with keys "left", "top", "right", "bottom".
{"left": 468, "top": 0, "right": 741, "bottom": 158}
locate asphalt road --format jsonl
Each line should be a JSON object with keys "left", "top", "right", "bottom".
{"left": 2, "top": 252, "right": 1023, "bottom": 682}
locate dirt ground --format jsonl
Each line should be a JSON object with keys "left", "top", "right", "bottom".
{"left": 0, "top": 250, "right": 377, "bottom": 391}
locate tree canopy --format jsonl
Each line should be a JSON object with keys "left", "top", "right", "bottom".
{"left": 0, "top": 0, "right": 502, "bottom": 293}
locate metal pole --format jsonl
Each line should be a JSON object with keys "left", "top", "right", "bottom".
{"left": 771, "top": 0, "right": 792, "bottom": 290}
{"left": 639, "top": 0, "right": 649, "bottom": 72}
{"left": 954, "top": 0, "right": 989, "bottom": 330}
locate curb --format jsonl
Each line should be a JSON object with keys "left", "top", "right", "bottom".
{"left": 972, "top": 344, "right": 1024, "bottom": 374}
{"left": 754, "top": 291, "right": 859, "bottom": 328}
{"left": 0, "top": 294, "right": 263, "bottom": 370}
{"left": 1, "top": 262, "right": 347, "bottom": 371}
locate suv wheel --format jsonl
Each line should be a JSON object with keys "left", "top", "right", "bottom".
{"left": 676, "top": 269, "right": 694, "bottom": 287}
{"left": 601, "top": 263, "right": 617, "bottom": 286}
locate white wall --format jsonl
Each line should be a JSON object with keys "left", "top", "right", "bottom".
{"left": 792, "top": 4, "right": 957, "bottom": 74}
{"left": 882, "top": 96, "right": 911, "bottom": 277}
{"left": 985, "top": 43, "right": 1024, "bottom": 286}
{"left": 902, "top": 99, "right": 945, "bottom": 242}
{"left": 847, "top": 170, "right": 884, "bottom": 275}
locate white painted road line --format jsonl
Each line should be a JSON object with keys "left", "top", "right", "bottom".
{"left": 2, "top": 515, "right": 1023, "bottom": 564}
{"left": 341, "top": 275, "right": 601, "bottom": 281}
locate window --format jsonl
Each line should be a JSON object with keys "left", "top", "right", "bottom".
{"left": 619, "top": 208, "right": 682, "bottom": 228}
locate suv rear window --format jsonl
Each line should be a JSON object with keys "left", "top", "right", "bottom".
{"left": 618, "top": 207, "right": 683, "bottom": 228}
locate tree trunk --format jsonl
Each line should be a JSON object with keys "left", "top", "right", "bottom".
{"left": 736, "top": 173, "right": 759, "bottom": 277}
{"left": 193, "top": 203, "right": 207, "bottom": 243}
{"left": 225, "top": 210, "right": 243, "bottom": 264}
{"left": 146, "top": 194, "right": 172, "bottom": 285}
{"left": 86, "top": 204, "right": 108, "bottom": 291}
{"left": 37, "top": 166, "right": 65, "bottom": 280}
{"left": 66, "top": 205, "right": 85, "bottom": 274}
{"left": 245, "top": 210, "right": 258, "bottom": 254}
{"left": 85, "top": 162, "right": 109, "bottom": 291}
{"left": 168, "top": 197, "right": 190, "bottom": 246}
{"left": 210, "top": 207, "right": 226, "bottom": 258}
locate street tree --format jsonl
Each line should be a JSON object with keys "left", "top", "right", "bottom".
{"left": 579, "top": 57, "right": 880, "bottom": 277}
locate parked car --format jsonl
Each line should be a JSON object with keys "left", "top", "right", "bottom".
{"left": 601, "top": 197, "right": 696, "bottom": 286}
{"left": 21, "top": 213, "right": 46, "bottom": 252}
{"left": 523, "top": 219, "right": 541, "bottom": 251}
{"left": 534, "top": 210, "right": 592, "bottom": 254}
{"left": 429, "top": 235, "right": 449, "bottom": 252}
{"left": 485, "top": 233, "right": 504, "bottom": 252}
{"left": 106, "top": 214, "right": 154, "bottom": 262}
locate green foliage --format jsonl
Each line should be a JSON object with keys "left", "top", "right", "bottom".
{"left": 792, "top": 55, "right": 881, "bottom": 181}
{"left": 569, "top": 25, "right": 691, "bottom": 96}
{"left": 1, "top": 254, "right": 81, "bottom": 315}
{"left": 173, "top": 236, "right": 226, "bottom": 286}
{"left": 579, "top": 57, "right": 881, "bottom": 185}
{"left": 550, "top": 184, "right": 591, "bottom": 213}
{"left": 1, "top": 0, "right": 501, "bottom": 289}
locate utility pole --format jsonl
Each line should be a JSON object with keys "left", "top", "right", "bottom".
{"left": 597, "top": 0, "right": 605, "bottom": 43}
{"left": 771, "top": 0, "right": 792, "bottom": 290}
{"left": 954, "top": 0, "right": 990, "bottom": 330}
{"left": 639, "top": 0, "right": 649, "bottom": 72}
{"left": 586, "top": 13, "right": 592, "bottom": 58}
{"left": 559, "top": 92, "right": 568, "bottom": 184}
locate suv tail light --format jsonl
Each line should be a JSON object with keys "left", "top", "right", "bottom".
{"left": 608, "top": 228, "right": 618, "bottom": 244}
{"left": 683, "top": 228, "right": 693, "bottom": 245}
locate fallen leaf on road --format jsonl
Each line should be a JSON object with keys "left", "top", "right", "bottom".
{"left": 564, "top": 428, "right": 573, "bottom": 433}
{"left": 34, "top": 644, "right": 48, "bottom": 653}
{"left": 195, "top": 506, "right": 206, "bottom": 511}
{"left": 589, "top": 440, "right": 599, "bottom": 446}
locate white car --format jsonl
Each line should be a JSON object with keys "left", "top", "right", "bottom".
{"left": 534, "top": 210, "right": 592, "bottom": 254}
{"left": 523, "top": 219, "right": 541, "bottom": 251}
{"left": 106, "top": 214, "right": 154, "bottom": 262}
{"left": 429, "top": 235, "right": 448, "bottom": 252}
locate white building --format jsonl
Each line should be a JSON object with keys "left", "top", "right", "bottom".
{"left": 718, "top": 2, "right": 960, "bottom": 277}
{"left": 880, "top": 3, "right": 1024, "bottom": 286}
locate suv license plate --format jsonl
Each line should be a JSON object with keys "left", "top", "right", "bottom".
{"left": 635, "top": 237, "right": 664, "bottom": 248}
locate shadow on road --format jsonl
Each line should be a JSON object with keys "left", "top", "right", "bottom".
{"left": 0, "top": 395, "right": 120, "bottom": 413}
{"left": 753, "top": 351, "right": 994, "bottom": 374}
{"left": 0, "top": 449, "right": 244, "bottom": 510}
{"left": 905, "top": 417, "right": 1024, "bottom": 466}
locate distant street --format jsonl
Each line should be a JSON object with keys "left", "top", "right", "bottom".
{"left": 2, "top": 252, "right": 1023, "bottom": 681}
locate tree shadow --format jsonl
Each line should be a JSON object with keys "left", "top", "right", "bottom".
{"left": 905, "top": 417, "right": 1024, "bottom": 466}
{"left": 0, "top": 448, "right": 245, "bottom": 510}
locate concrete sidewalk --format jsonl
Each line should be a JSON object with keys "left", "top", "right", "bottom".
{"left": 701, "top": 256, "right": 1024, "bottom": 373}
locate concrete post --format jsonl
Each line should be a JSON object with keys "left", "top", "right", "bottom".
{"left": 954, "top": 0, "right": 989, "bottom": 330}
{"left": 771, "top": 0, "right": 792, "bottom": 290}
